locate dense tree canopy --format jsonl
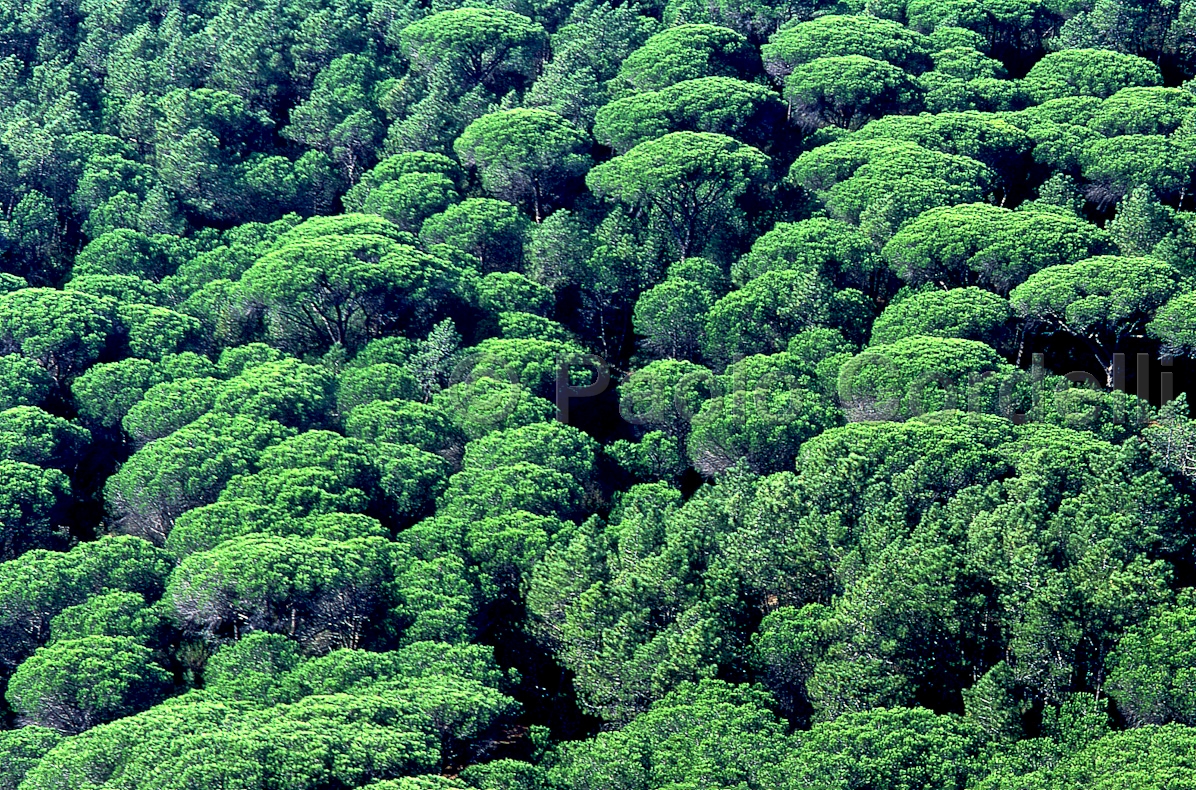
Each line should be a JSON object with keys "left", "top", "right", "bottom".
{"left": 614, "top": 23, "right": 758, "bottom": 94}
{"left": 454, "top": 109, "right": 590, "bottom": 221}
{"left": 588, "top": 131, "right": 771, "bottom": 259}
{"left": 0, "top": 1, "right": 1194, "bottom": 788}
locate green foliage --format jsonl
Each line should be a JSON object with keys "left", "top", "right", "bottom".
{"left": 588, "top": 131, "right": 770, "bottom": 258}
{"left": 619, "top": 359, "right": 716, "bottom": 437}
{"left": 0, "top": 536, "right": 171, "bottom": 662}
{"left": 785, "top": 55, "right": 921, "bottom": 130}
{"left": 668, "top": 256, "right": 728, "bottom": 294}
{"left": 1011, "top": 255, "right": 1181, "bottom": 383}
{"left": 931, "top": 45, "right": 1005, "bottom": 79}
{"left": 433, "top": 376, "right": 556, "bottom": 440}
{"left": 360, "top": 171, "right": 462, "bottom": 232}
{"left": 343, "top": 153, "right": 464, "bottom": 213}
{"left": 917, "top": 71, "right": 1025, "bottom": 114}
{"left": 122, "top": 377, "right": 225, "bottom": 445}
{"left": 663, "top": 0, "right": 820, "bottom": 41}
{"left": 1080, "top": 133, "right": 1195, "bottom": 204}
{"left": 688, "top": 350, "right": 843, "bottom": 474}
{"left": 455, "top": 109, "right": 590, "bottom": 221}
{"left": 346, "top": 398, "right": 465, "bottom": 459}
{"left": 0, "top": 288, "right": 115, "bottom": 382}
{"left": 0, "top": 726, "right": 61, "bottom": 790}
{"left": 1024, "top": 48, "right": 1163, "bottom": 102}
{"left": 421, "top": 197, "right": 530, "bottom": 272}
{"left": 7, "top": 635, "right": 171, "bottom": 733}
{"left": 73, "top": 230, "right": 176, "bottom": 282}
{"left": 216, "top": 343, "right": 286, "bottom": 378}
{"left": 0, "top": 406, "right": 90, "bottom": 468}
{"left": 608, "top": 431, "right": 689, "bottom": 482}
{"left": 850, "top": 110, "right": 1034, "bottom": 180}
{"left": 213, "top": 358, "right": 336, "bottom": 427}
{"left": 0, "top": 461, "right": 71, "bottom": 559}
{"left": 0, "top": 355, "right": 53, "bottom": 411}
{"left": 550, "top": 680, "right": 792, "bottom": 788}
{"left": 883, "top": 202, "right": 1110, "bottom": 293}
{"left": 1150, "top": 291, "right": 1196, "bottom": 357}
{"left": 1089, "top": 87, "right": 1196, "bottom": 137}
{"left": 452, "top": 337, "right": 571, "bottom": 398}
{"left": 731, "top": 217, "right": 883, "bottom": 292}
{"left": 1023, "top": 725, "right": 1196, "bottom": 788}
{"left": 903, "top": 0, "right": 1057, "bottom": 53}
{"left": 464, "top": 510, "right": 564, "bottom": 601}
{"left": 1107, "top": 597, "right": 1196, "bottom": 727}
{"left": 2, "top": 3, "right": 1196, "bottom": 786}
{"left": 18, "top": 653, "right": 518, "bottom": 789}
{"left": 526, "top": 1, "right": 657, "bottom": 125}
{"left": 705, "top": 268, "right": 836, "bottom": 361}
{"left": 614, "top": 24, "right": 757, "bottom": 94}
{"left": 838, "top": 335, "right": 1024, "bottom": 420}
{"left": 442, "top": 463, "right": 584, "bottom": 522}
{"left": 633, "top": 277, "right": 713, "bottom": 359}
{"left": 67, "top": 274, "right": 170, "bottom": 306}
{"left": 105, "top": 413, "right": 293, "bottom": 543}
{"left": 368, "top": 444, "right": 449, "bottom": 523}
{"left": 400, "top": 8, "right": 547, "bottom": 92}
{"left": 594, "top": 76, "right": 785, "bottom": 152}
{"left": 203, "top": 631, "right": 302, "bottom": 703}
{"left": 283, "top": 54, "right": 384, "bottom": 181}
{"left": 775, "top": 17, "right": 929, "bottom": 76}
{"left": 337, "top": 363, "right": 421, "bottom": 414}
{"left": 527, "top": 483, "right": 749, "bottom": 720}
{"left": 477, "top": 271, "right": 554, "bottom": 316}
{"left": 167, "top": 534, "right": 397, "bottom": 648}
{"left": 789, "top": 138, "right": 994, "bottom": 241}
{"left": 117, "top": 303, "right": 200, "bottom": 359}
{"left": 783, "top": 707, "right": 985, "bottom": 789}
{"left": 1108, "top": 186, "right": 1196, "bottom": 270}
{"left": 48, "top": 591, "right": 162, "bottom": 645}
{"left": 241, "top": 221, "right": 474, "bottom": 353}
{"left": 462, "top": 420, "right": 599, "bottom": 481}
{"left": 164, "top": 504, "right": 388, "bottom": 560}
{"left": 870, "top": 286, "right": 1012, "bottom": 347}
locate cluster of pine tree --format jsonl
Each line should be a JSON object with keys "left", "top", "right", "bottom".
{"left": 1, "top": 0, "right": 1196, "bottom": 787}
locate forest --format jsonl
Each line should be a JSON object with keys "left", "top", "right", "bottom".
{"left": 0, "top": 0, "right": 1195, "bottom": 787}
